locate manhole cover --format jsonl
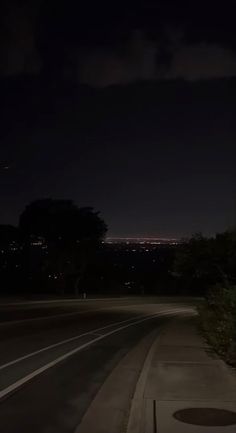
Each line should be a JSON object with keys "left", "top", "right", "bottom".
{"left": 173, "top": 408, "right": 236, "bottom": 426}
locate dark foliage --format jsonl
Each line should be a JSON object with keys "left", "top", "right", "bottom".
{"left": 0, "top": 199, "right": 107, "bottom": 295}
{"left": 199, "top": 285, "right": 236, "bottom": 365}
{"left": 173, "top": 231, "right": 236, "bottom": 293}
{"left": 19, "top": 199, "right": 107, "bottom": 243}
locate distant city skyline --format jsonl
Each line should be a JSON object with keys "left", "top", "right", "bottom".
{"left": 105, "top": 236, "right": 181, "bottom": 245}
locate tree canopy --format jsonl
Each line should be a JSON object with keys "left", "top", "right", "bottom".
{"left": 0, "top": 225, "right": 19, "bottom": 246}
{"left": 19, "top": 199, "right": 107, "bottom": 244}
{"left": 18, "top": 199, "right": 107, "bottom": 293}
{"left": 174, "top": 230, "right": 236, "bottom": 292}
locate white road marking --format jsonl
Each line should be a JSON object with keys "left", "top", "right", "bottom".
{"left": 0, "top": 308, "right": 191, "bottom": 371}
{"left": 0, "top": 297, "right": 130, "bottom": 307}
{"left": 0, "top": 301, "right": 140, "bottom": 327}
{"left": 0, "top": 300, "right": 195, "bottom": 327}
{"left": 0, "top": 307, "right": 195, "bottom": 400}
{"left": 0, "top": 313, "right": 153, "bottom": 370}
{"left": 0, "top": 306, "right": 109, "bottom": 327}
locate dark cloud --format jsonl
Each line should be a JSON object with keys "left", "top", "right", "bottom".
{"left": 75, "top": 26, "right": 236, "bottom": 87}
{"left": 167, "top": 41, "right": 236, "bottom": 81}
{"left": 1, "top": 1, "right": 236, "bottom": 85}
{"left": 0, "top": 0, "right": 42, "bottom": 76}
{"left": 77, "top": 31, "right": 158, "bottom": 87}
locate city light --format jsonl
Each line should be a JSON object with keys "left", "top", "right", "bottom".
{"left": 105, "top": 237, "right": 181, "bottom": 245}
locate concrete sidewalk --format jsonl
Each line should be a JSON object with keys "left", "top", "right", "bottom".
{"left": 127, "top": 317, "right": 236, "bottom": 433}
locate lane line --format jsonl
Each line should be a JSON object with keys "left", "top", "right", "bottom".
{"left": 0, "top": 307, "right": 110, "bottom": 327}
{"left": 0, "top": 308, "right": 195, "bottom": 400}
{"left": 0, "top": 308, "right": 192, "bottom": 371}
{"left": 0, "top": 302, "right": 193, "bottom": 327}
{"left": 0, "top": 313, "right": 151, "bottom": 370}
{"left": 0, "top": 302, "right": 144, "bottom": 327}
{"left": 0, "top": 297, "right": 131, "bottom": 307}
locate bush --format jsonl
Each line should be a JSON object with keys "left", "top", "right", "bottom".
{"left": 199, "top": 285, "right": 236, "bottom": 365}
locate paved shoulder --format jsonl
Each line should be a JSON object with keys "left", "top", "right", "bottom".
{"left": 127, "top": 317, "right": 236, "bottom": 433}
{"left": 75, "top": 330, "right": 160, "bottom": 433}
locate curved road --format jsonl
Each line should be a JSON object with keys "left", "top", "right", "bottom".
{"left": 0, "top": 297, "right": 195, "bottom": 433}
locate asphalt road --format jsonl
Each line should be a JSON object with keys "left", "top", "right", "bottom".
{"left": 0, "top": 297, "right": 195, "bottom": 433}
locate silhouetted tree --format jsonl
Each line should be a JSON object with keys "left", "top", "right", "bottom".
{"left": 0, "top": 225, "right": 19, "bottom": 247}
{"left": 174, "top": 230, "right": 236, "bottom": 294}
{"left": 0, "top": 225, "right": 21, "bottom": 294}
{"left": 19, "top": 199, "right": 107, "bottom": 294}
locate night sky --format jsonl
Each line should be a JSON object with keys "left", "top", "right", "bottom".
{"left": 0, "top": 0, "right": 235, "bottom": 237}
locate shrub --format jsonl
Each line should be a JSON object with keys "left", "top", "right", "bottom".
{"left": 199, "top": 285, "right": 236, "bottom": 365}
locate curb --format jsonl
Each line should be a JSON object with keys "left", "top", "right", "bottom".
{"left": 75, "top": 328, "right": 163, "bottom": 433}
{"left": 126, "top": 326, "right": 164, "bottom": 433}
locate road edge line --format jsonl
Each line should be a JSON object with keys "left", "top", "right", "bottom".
{"left": 0, "top": 312, "right": 175, "bottom": 401}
